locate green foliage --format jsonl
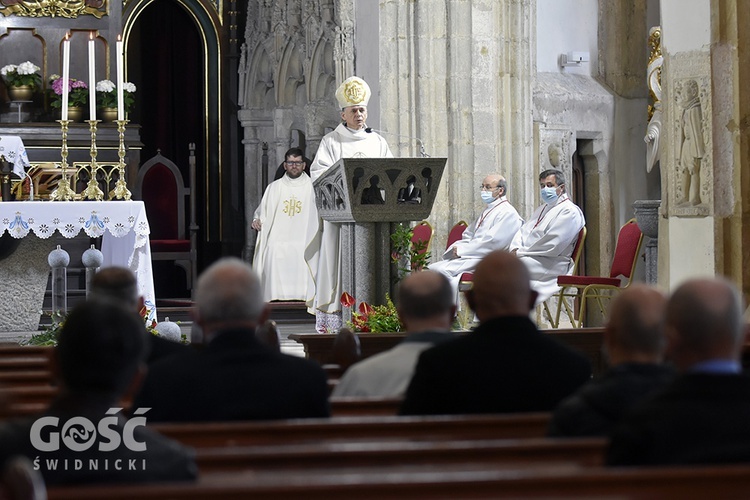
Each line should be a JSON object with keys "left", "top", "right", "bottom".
{"left": 391, "top": 222, "right": 431, "bottom": 282}
{"left": 347, "top": 294, "right": 402, "bottom": 333}
{"left": 22, "top": 311, "right": 64, "bottom": 347}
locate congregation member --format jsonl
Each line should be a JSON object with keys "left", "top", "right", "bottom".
{"left": 607, "top": 277, "right": 750, "bottom": 466}
{"left": 332, "top": 270, "right": 456, "bottom": 398}
{"left": 400, "top": 250, "right": 591, "bottom": 415}
{"left": 548, "top": 284, "right": 674, "bottom": 437}
{"left": 91, "top": 266, "right": 189, "bottom": 364}
{"left": 308, "top": 76, "right": 393, "bottom": 333}
{"left": 252, "top": 147, "right": 321, "bottom": 302}
{"left": 134, "top": 257, "right": 330, "bottom": 422}
{"left": 510, "top": 168, "right": 585, "bottom": 303}
{"left": 429, "top": 173, "right": 522, "bottom": 304}
{"left": 0, "top": 302, "right": 198, "bottom": 485}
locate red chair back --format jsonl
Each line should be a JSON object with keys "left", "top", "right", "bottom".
{"left": 141, "top": 163, "right": 182, "bottom": 240}
{"left": 446, "top": 221, "right": 468, "bottom": 249}
{"left": 609, "top": 219, "right": 643, "bottom": 279}
{"left": 411, "top": 221, "right": 433, "bottom": 255}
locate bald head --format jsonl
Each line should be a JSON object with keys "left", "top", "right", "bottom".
{"left": 194, "top": 257, "right": 267, "bottom": 336}
{"left": 481, "top": 173, "right": 507, "bottom": 199}
{"left": 466, "top": 251, "right": 536, "bottom": 321}
{"left": 666, "top": 277, "right": 744, "bottom": 370}
{"left": 397, "top": 270, "right": 455, "bottom": 331}
{"left": 605, "top": 284, "right": 667, "bottom": 365}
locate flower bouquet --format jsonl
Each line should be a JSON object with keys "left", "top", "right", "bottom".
{"left": 341, "top": 292, "right": 403, "bottom": 333}
{"left": 1, "top": 61, "right": 42, "bottom": 89}
{"left": 95, "top": 79, "right": 136, "bottom": 113}
{"left": 48, "top": 75, "right": 88, "bottom": 109}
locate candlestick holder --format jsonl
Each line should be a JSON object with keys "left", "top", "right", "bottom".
{"left": 111, "top": 119, "right": 132, "bottom": 200}
{"left": 82, "top": 119, "right": 104, "bottom": 201}
{"left": 50, "top": 119, "right": 77, "bottom": 201}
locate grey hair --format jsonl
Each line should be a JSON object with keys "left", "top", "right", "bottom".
{"left": 194, "top": 257, "right": 265, "bottom": 325}
{"left": 539, "top": 168, "right": 566, "bottom": 186}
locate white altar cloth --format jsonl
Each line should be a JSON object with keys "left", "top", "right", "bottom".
{"left": 0, "top": 135, "right": 30, "bottom": 178}
{"left": 0, "top": 201, "right": 157, "bottom": 321}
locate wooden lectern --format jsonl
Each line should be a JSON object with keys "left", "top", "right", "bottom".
{"left": 313, "top": 157, "right": 446, "bottom": 322}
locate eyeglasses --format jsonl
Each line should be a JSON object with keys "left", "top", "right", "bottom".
{"left": 285, "top": 161, "right": 305, "bottom": 166}
{"left": 480, "top": 184, "right": 500, "bottom": 191}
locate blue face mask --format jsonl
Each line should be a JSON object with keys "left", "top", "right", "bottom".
{"left": 480, "top": 190, "right": 495, "bottom": 204}
{"left": 540, "top": 186, "right": 559, "bottom": 204}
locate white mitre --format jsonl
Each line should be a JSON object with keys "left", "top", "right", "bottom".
{"left": 335, "top": 76, "right": 371, "bottom": 109}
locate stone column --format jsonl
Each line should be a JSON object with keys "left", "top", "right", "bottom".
{"left": 379, "top": 0, "right": 535, "bottom": 251}
{"left": 633, "top": 199, "right": 660, "bottom": 284}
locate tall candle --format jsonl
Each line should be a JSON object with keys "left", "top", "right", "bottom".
{"left": 88, "top": 33, "right": 96, "bottom": 120}
{"left": 61, "top": 34, "right": 70, "bottom": 121}
{"left": 116, "top": 36, "right": 124, "bottom": 120}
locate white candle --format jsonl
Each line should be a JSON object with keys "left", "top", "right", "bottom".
{"left": 116, "top": 36, "right": 124, "bottom": 120}
{"left": 88, "top": 33, "right": 96, "bottom": 120}
{"left": 61, "top": 34, "right": 70, "bottom": 121}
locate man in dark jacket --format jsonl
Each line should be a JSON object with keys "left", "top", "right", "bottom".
{"left": 400, "top": 250, "right": 591, "bottom": 415}
{"left": 0, "top": 302, "right": 197, "bottom": 485}
{"left": 134, "top": 257, "right": 330, "bottom": 422}
{"left": 548, "top": 284, "right": 674, "bottom": 437}
{"left": 607, "top": 277, "right": 750, "bottom": 465}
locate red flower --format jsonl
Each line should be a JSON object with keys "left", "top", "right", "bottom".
{"left": 340, "top": 292, "right": 356, "bottom": 308}
{"left": 359, "top": 302, "right": 374, "bottom": 315}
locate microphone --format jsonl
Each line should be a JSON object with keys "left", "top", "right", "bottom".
{"left": 365, "top": 127, "right": 429, "bottom": 158}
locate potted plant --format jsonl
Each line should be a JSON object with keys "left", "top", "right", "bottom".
{"left": 1, "top": 61, "right": 42, "bottom": 101}
{"left": 49, "top": 75, "right": 88, "bottom": 122}
{"left": 96, "top": 79, "right": 136, "bottom": 122}
{"left": 341, "top": 292, "right": 403, "bottom": 333}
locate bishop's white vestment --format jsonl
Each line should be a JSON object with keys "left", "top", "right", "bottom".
{"left": 510, "top": 194, "right": 585, "bottom": 303}
{"left": 253, "top": 173, "right": 321, "bottom": 302}
{"left": 429, "top": 196, "right": 523, "bottom": 301}
{"left": 307, "top": 124, "right": 392, "bottom": 320}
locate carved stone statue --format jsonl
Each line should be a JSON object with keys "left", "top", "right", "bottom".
{"left": 678, "top": 79, "right": 704, "bottom": 206}
{"left": 548, "top": 143, "right": 562, "bottom": 167}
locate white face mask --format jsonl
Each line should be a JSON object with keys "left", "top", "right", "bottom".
{"left": 540, "top": 186, "right": 559, "bottom": 204}
{"left": 480, "top": 190, "right": 495, "bottom": 204}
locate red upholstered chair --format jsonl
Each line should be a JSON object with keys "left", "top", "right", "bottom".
{"left": 134, "top": 146, "right": 198, "bottom": 296}
{"left": 544, "top": 226, "right": 587, "bottom": 327}
{"left": 446, "top": 220, "right": 468, "bottom": 249}
{"left": 553, "top": 219, "right": 643, "bottom": 328}
{"left": 410, "top": 220, "right": 433, "bottom": 271}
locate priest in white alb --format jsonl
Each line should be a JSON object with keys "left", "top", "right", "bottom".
{"left": 510, "top": 168, "right": 585, "bottom": 303}
{"left": 307, "top": 76, "right": 393, "bottom": 333}
{"left": 429, "top": 173, "right": 522, "bottom": 304}
{"left": 252, "top": 147, "right": 320, "bottom": 302}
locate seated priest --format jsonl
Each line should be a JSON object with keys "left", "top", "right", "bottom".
{"left": 509, "top": 168, "right": 585, "bottom": 304}
{"left": 252, "top": 147, "right": 321, "bottom": 302}
{"left": 429, "top": 173, "right": 522, "bottom": 303}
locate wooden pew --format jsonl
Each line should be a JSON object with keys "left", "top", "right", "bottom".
{"left": 193, "top": 437, "right": 606, "bottom": 473}
{"left": 329, "top": 396, "right": 401, "bottom": 416}
{"left": 46, "top": 463, "right": 750, "bottom": 499}
{"left": 153, "top": 413, "right": 552, "bottom": 448}
{"left": 290, "top": 327, "right": 609, "bottom": 377}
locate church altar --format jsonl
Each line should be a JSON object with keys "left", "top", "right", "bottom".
{"left": 0, "top": 201, "right": 156, "bottom": 331}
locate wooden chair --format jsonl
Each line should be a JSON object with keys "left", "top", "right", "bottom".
{"left": 554, "top": 219, "right": 643, "bottom": 328}
{"left": 134, "top": 146, "right": 198, "bottom": 296}
{"left": 544, "top": 226, "right": 587, "bottom": 328}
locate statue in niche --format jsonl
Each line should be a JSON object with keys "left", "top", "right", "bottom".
{"left": 548, "top": 143, "right": 563, "bottom": 167}
{"left": 397, "top": 175, "right": 421, "bottom": 204}
{"left": 678, "top": 79, "right": 705, "bottom": 206}
{"left": 361, "top": 175, "right": 385, "bottom": 205}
